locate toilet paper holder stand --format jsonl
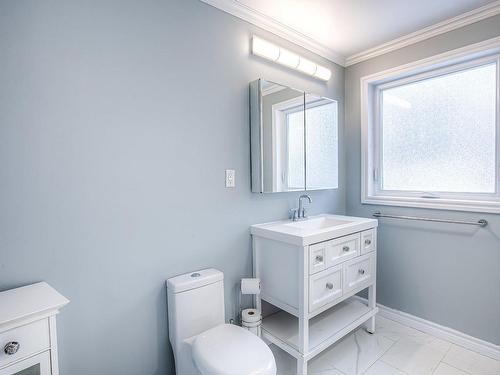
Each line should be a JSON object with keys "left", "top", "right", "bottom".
{"left": 237, "top": 278, "right": 261, "bottom": 324}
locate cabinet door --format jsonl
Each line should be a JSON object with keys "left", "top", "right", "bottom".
{"left": 0, "top": 351, "right": 51, "bottom": 375}
{"left": 309, "top": 241, "right": 329, "bottom": 274}
{"left": 250, "top": 79, "right": 306, "bottom": 193}
{"left": 326, "top": 233, "right": 360, "bottom": 268}
{"left": 343, "top": 253, "right": 375, "bottom": 294}
{"left": 309, "top": 265, "right": 343, "bottom": 312}
{"left": 360, "top": 229, "right": 376, "bottom": 254}
{"left": 305, "top": 94, "right": 338, "bottom": 190}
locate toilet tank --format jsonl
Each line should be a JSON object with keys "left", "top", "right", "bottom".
{"left": 167, "top": 269, "right": 225, "bottom": 348}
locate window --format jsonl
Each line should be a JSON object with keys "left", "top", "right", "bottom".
{"left": 362, "top": 48, "right": 500, "bottom": 213}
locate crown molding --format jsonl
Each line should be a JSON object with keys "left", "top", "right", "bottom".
{"left": 345, "top": 0, "right": 500, "bottom": 66}
{"left": 200, "top": 0, "right": 500, "bottom": 68}
{"left": 199, "top": 0, "right": 346, "bottom": 67}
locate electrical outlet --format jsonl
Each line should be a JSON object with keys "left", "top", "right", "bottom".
{"left": 225, "top": 169, "right": 235, "bottom": 188}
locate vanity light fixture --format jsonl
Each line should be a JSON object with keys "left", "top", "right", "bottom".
{"left": 251, "top": 36, "right": 332, "bottom": 82}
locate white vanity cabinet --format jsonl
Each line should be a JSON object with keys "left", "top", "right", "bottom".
{"left": 0, "top": 283, "right": 69, "bottom": 375}
{"left": 251, "top": 215, "right": 378, "bottom": 375}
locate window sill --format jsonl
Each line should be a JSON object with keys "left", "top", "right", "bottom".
{"left": 362, "top": 195, "right": 500, "bottom": 214}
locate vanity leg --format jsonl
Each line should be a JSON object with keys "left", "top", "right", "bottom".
{"left": 365, "top": 284, "right": 376, "bottom": 334}
{"left": 297, "top": 358, "right": 307, "bottom": 375}
{"left": 297, "top": 248, "right": 309, "bottom": 375}
{"left": 366, "top": 316, "right": 376, "bottom": 334}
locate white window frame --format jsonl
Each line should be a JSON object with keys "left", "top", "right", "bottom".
{"left": 361, "top": 37, "right": 500, "bottom": 213}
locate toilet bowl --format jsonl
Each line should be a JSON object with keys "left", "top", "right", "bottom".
{"left": 167, "top": 269, "right": 276, "bottom": 375}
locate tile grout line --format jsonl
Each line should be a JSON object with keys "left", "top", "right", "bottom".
{"left": 430, "top": 343, "right": 453, "bottom": 374}
{"left": 379, "top": 358, "right": 410, "bottom": 374}
{"left": 437, "top": 361, "right": 474, "bottom": 375}
{"left": 360, "top": 330, "right": 399, "bottom": 374}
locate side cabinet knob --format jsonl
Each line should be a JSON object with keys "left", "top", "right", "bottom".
{"left": 326, "top": 282, "right": 334, "bottom": 290}
{"left": 4, "top": 342, "right": 20, "bottom": 355}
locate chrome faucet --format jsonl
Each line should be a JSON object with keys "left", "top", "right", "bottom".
{"left": 290, "top": 194, "right": 312, "bottom": 221}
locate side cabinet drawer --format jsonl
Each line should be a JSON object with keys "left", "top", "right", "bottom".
{"left": 0, "top": 319, "right": 50, "bottom": 368}
{"left": 326, "top": 233, "right": 360, "bottom": 268}
{"left": 309, "top": 241, "right": 329, "bottom": 274}
{"left": 361, "top": 229, "right": 376, "bottom": 254}
{"left": 309, "top": 265, "right": 342, "bottom": 312}
{"left": 343, "top": 253, "right": 376, "bottom": 294}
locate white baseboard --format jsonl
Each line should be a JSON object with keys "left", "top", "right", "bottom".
{"left": 354, "top": 296, "right": 500, "bottom": 361}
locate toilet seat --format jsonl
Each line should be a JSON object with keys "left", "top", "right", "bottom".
{"left": 192, "top": 324, "right": 276, "bottom": 375}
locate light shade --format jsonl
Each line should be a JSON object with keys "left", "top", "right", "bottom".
{"left": 277, "top": 49, "right": 300, "bottom": 68}
{"left": 252, "top": 36, "right": 280, "bottom": 61}
{"left": 314, "top": 65, "right": 332, "bottom": 81}
{"left": 297, "top": 57, "right": 317, "bottom": 75}
{"left": 251, "top": 36, "right": 331, "bottom": 82}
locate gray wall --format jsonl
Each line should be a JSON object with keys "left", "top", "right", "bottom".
{"left": 345, "top": 14, "right": 500, "bottom": 345}
{"left": 0, "top": 1, "right": 345, "bottom": 374}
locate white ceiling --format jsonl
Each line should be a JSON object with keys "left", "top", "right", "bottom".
{"left": 202, "top": 0, "right": 500, "bottom": 65}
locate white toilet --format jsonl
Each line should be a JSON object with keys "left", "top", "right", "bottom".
{"left": 167, "top": 268, "right": 277, "bottom": 375}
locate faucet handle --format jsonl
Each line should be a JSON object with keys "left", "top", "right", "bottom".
{"left": 301, "top": 207, "right": 308, "bottom": 219}
{"left": 289, "top": 208, "right": 299, "bottom": 221}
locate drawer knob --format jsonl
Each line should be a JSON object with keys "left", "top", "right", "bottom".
{"left": 315, "top": 255, "right": 324, "bottom": 263}
{"left": 4, "top": 341, "right": 20, "bottom": 355}
{"left": 358, "top": 269, "right": 365, "bottom": 275}
{"left": 343, "top": 246, "right": 350, "bottom": 252}
{"left": 365, "top": 239, "right": 371, "bottom": 245}
{"left": 326, "top": 282, "right": 334, "bottom": 290}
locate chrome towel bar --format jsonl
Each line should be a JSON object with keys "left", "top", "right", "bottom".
{"left": 373, "top": 212, "right": 488, "bottom": 227}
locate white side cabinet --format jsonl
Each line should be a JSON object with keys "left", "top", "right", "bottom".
{"left": 0, "top": 283, "right": 69, "bottom": 375}
{"left": 252, "top": 216, "right": 378, "bottom": 375}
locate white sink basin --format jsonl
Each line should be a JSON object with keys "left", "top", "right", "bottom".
{"left": 284, "top": 217, "right": 352, "bottom": 230}
{"left": 251, "top": 214, "right": 378, "bottom": 246}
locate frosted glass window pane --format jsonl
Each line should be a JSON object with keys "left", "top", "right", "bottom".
{"left": 306, "top": 100, "right": 338, "bottom": 189}
{"left": 287, "top": 111, "right": 305, "bottom": 189}
{"left": 381, "top": 62, "right": 497, "bottom": 193}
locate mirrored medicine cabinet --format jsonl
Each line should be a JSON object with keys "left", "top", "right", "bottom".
{"left": 250, "top": 79, "right": 339, "bottom": 193}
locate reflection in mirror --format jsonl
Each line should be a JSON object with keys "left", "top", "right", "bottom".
{"left": 305, "top": 94, "right": 338, "bottom": 190}
{"left": 250, "top": 79, "right": 339, "bottom": 193}
{"left": 261, "top": 80, "right": 305, "bottom": 192}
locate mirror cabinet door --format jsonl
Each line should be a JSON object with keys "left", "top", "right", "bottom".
{"left": 251, "top": 79, "right": 305, "bottom": 193}
{"left": 250, "top": 79, "right": 338, "bottom": 193}
{"left": 305, "top": 94, "right": 339, "bottom": 190}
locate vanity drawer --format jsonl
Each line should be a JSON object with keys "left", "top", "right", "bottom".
{"left": 343, "top": 253, "right": 375, "bottom": 294}
{"left": 0, "top": 319, "right": 50, "bottom": 368}
{"left": 309, "top": 265, "right": 342, "bottom": 312}
{"left": 309, "top": 241, "right": 329, "bottom": 274}
{"left": 361, "top": 229, "right": 376, "bottom": 254}
{"left": 326, "top": 233, "right": 360, "bottom": 268}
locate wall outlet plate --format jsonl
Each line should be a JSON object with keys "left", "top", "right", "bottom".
{"left": 225, "top": 169, "right": 235, "bottom": 188}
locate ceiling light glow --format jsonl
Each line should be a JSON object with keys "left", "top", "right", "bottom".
{"left": 251, "top": 36, "right": 332, "bottom": 82}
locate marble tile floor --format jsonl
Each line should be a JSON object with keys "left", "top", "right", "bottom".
{"left": 271, "top": 316, "right": 500, "bottom": 375}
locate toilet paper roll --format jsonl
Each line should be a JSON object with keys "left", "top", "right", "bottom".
{"left": 241, "top": 278, "right": 260, "bottom": 295}
{"left": 241, "top": 308, "right": 261, "bottom": 324}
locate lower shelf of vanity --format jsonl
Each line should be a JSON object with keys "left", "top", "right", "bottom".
{"left": 261, "top": 297, "right": 378, "bottom": 361}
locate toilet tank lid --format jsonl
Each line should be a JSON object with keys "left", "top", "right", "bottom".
{"left": 167, "top": 268, "right": 223, "bottom": 293}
